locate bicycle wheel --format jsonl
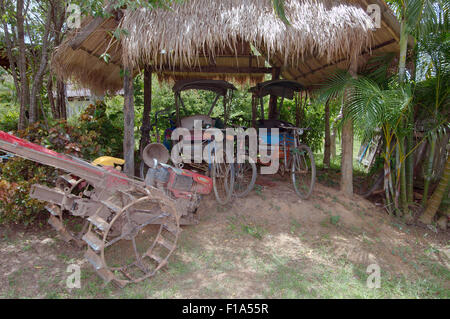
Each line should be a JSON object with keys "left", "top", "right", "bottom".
{"left": 291, "top": 144, "right": 316, "bottom": 199}
{"left": 234, "top": 160, "right": 257, "bottom": 197}
{"left": 212, "top": 160, "right": 235, "bottom": 205}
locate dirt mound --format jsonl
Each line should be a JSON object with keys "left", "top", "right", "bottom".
{"left": 1, "top": 177, "right": 448, "bottom": 298}
{"left": 197, "top": 178, "right": 449, "bottom": 276}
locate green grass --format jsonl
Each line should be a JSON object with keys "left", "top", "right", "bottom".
{"left": 330, "top": 215, "right": 341, "bottom": 225}
{"left": 4, "top": 236, "right": 448, "bottom": 299}
{"left": 264, "top": 255, "right": 449, "bottom": 299}
{"left": 314, "top": 136, "right": 368, "bottom": 177}
{"left": 2, "top": 196, "right": 448, "bottom": 299}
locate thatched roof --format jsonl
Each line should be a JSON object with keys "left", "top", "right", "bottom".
{"left": 52, "top": 0, "right": 409, "bottom": 94}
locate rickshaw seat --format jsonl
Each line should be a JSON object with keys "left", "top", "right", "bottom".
{"left": 180, "top": 115, "right": 214, "bottom": 130}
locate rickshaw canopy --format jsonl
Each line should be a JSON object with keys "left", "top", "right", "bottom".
{"left": 249, "top": 80, "right": 304, "bottom": 100}
{"left": 173, "top": 79, "right": 237, "bottom": 96}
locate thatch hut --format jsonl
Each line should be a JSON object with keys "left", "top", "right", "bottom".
{"left": 52, "top": 0, "right": 409, "bottom": 194}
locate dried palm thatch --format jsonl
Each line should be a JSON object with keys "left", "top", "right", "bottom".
{"left": 156, "top": 72, "right": 265, "bottom": 87}
{"left": 121, "top": 0, "right": 374, "bottom": 70}
{"left": 52, "top": 0, "right": 376, "bottom": 94}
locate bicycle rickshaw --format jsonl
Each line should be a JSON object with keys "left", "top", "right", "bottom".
{"left": 249, "top": 79, "right": 316, "bottom": 199}
{"left": 143, "top": 79, "right": 257, "bottom": 204}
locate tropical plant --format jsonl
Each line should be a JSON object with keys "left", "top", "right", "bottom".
{"left": 320, "top": 72, "right": 414, "bottom": 213}
{"left": 419, "top": 152, "right": 449, "bottom": 224}
{"left": 386, "top": 0, "right": 448, "bottom": 206}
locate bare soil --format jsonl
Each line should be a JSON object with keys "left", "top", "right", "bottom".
{"left": 1, "top": 175, "right": 449, "bottom": 298}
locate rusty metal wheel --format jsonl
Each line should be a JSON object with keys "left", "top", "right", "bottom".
{"left": 47, "top": 176, "right": 90, "bottom": 246}
{"left": 82, "top": 191, "right": 182, "bottom": 287}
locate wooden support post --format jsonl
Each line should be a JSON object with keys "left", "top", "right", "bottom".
{"left": 123, "top": 68, "right": 135, "bottom": 177}
{"left": 139, "top": 67, "right": 152, "bottom": 156}
{"left": 341, "top": 55, "right": 357, "bottom": 196}
{"left": 251, "top": 96, "right": 257, "bottom": 128}
{"left": 224, "top": 96, "right": 229, "bottom": 126}
{"left": 324, "top": 99, "right": 331, "bottom": 168}
{"left": 268, "top": 67, "right": 280, "bottom": 119}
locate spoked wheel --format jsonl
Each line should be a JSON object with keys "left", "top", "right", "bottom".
{"left": 291, "top": 144, "right": 316, "bottom": 199}
{"left": 212, "top": 160, "right": 235, "bottom": 205}
{"left": 278, "top": 162, "right": 287, "bottom": 177}
{"left": 47, "top": 176, "right": 90, "bottom": 246}
{"left": 83, "top": 191, "right": 181, "bottom": 287}
{"left": 234, "top": 159, "right": 257, "bottom": 197}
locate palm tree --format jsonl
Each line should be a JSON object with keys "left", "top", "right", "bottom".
{"left": 321, "top": 71, "right": 416, "bottom": 213}
{"left": 386, "top": 0, "right": 445, "bottom": 204}
{"left": 419, "top": 152, "right": 449, "bottom": 224}
{"left": 386, "top": 0, "right": 441, "bottom": 83}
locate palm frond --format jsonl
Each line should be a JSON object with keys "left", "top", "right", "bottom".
{"left": 272, "top": 0, "right": 290, "bottom": 26}
{"left": 316, "top": 70, "right": 353, "bottom": 104}
{"left": 361, "top": 52, "right": 397, "bottom": 86}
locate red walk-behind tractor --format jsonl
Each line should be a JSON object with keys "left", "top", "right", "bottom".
{"left": 0, "top": 130, "right": 212, "bottom": 287}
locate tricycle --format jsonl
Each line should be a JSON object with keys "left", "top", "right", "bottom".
{"left": 249, "top": 80, "right": 316, "bottom": 199}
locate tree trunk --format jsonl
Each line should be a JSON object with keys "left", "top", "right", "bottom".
{"left": 406, "top": 46, "right": 418, "bottom": 203}
{"left": 56, "top": 80, "right": 67, "bottom": 120}
{"left": 406, "top": 116, "right": 415, "bottom": 203}
{"left": 330, "top": 125, "right": 337, "bottom": 159}
{"left": 341, "top": 55, "right": 357, "bottom": 196}
{"left": 29, "top": 8, "right": 52, "bottom": 123}
{"left": 324, "top": 99, "right": 331, "bottom": 168}
{"left": 123, "top": 68, "right": 135, "bottom": 177}
{"left": 400, "top": 139, "right": 408, "bottom": 212}
{"left": 341, "top": 119, "right": 354, "bottom": 195}
{"left": 139, "top": 68, "right": 152, "bottom": 156}
{"left": 47, "top": 77, "right": 58, "bottom": 118}
{"left": 398, "top": 19, "right": 408, "bottom": 84}
{"left": 397, "top": 17, "right": 410, "bottom": 211}
{"left": 0, "top": 4, "right": 21, "bottom": 126}
{"left": 16, "top": 0, "right": 30, "bottom": 129}
{"left": 419, "top": 152, "right": 450, "bottom": 224}
{"left": 48, "top": 0, "right": 66, "bottom": 120}
{"left": 422, "top": 133, "right": 437, "bottom": 206}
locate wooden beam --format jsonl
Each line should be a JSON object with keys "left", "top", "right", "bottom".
{"left": 268, "top": 67, "right": 281, "bottom": 119}
{"left": 265, "top": 50, "right": 299, "bottom": 81}
{"left": 123, "top": 67, "right": 135, "bottom": 177}
{"left": 78, "top": 45, "right": 122, "bottom": 68}
{"left": 68, "top": 3, "right": 116, "bottom": 50}
{"left": 153, "top": 65, "right": 273, "bottom": 74}
{"left": 295, "top": 39, "right": 396, "bottom": 80}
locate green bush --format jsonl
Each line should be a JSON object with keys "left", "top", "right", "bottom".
{"left": 77, "top": 101, "right": 124, "bottom": 158}
{"left": 0, "top": 100, "right": 124, "bottom": 225}
{"left": 0, "top": 160, "right": 55, "bottom": 225}
{"left": 0, "top": 104, "right": 19, "bottom": 132}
